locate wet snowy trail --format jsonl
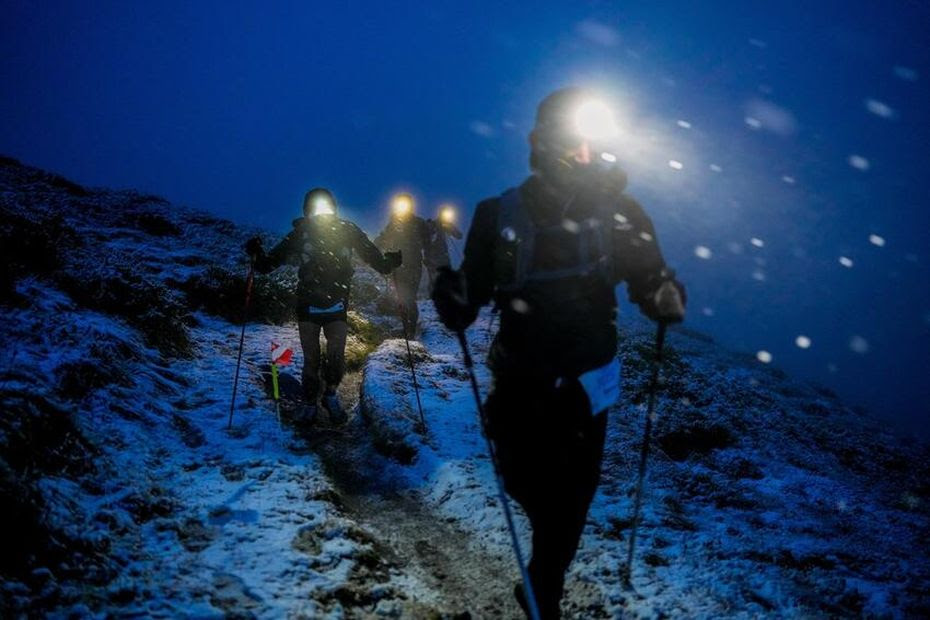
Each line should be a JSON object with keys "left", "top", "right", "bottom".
{"left": 140, "top": 312, "right": 523, "bottom": 617}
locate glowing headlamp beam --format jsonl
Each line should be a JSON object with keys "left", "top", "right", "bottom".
{"left": 439, "top": 205, "right": 456, "bottom": 224}
{"left": 392, "top": 194, "right": 414, "bottom": 216}
{"left": 574, "top": 99, "right": 618, "bottom": 141}
{"left": 312, "top": 197, "right": 335, "bottom": 216}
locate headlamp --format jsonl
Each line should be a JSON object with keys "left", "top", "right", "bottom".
{"left": 439, "top": 205, "right": 456, "bottom": 224}
{"left": 312, "top": 197, "right": 335, "bottom": 216}
{"left": 574, "top": 99, "right": 618, "bottom": 141}
{"left": 392, "top": 193, "right": 414, "bottom": 217}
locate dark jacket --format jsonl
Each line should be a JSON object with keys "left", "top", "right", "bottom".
{"left": 255, "top": 216, "right": 394, "bottom": 309}
{"left": 375, "top": 215, "right": 430, "bottom": 284}
{"left": 425, "top": 219, "right": 463, "bottom": 269}
{"left": 461, "top": 174, "right": 677, "bottom": 379}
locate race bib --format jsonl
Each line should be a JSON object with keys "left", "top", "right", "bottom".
{"left": 578, "top": 357, "right": 622, "bottom": 414}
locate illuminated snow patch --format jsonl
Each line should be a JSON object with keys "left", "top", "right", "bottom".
{"left": 745, "top": 117, "right": 762, "bottom": 129}
{"left": 869, "top": 234, "right": 886, "bottom": 247}
{"left": 795, "top": 335, "right": 811, "bottom": 349}
{"left": 694, "top": 245, "right": 712, "bottom": 259}
{"left": 848, "top": 155, "right": 870, "bottom": 171}
{"left": 676, "top": 120, "right": 692, "bottom": 129}
{"left": 756, "top": 350, "right": 773, "bottom": 364}
{"left": 839, "top": 256, "right": 854, "bottom": 268}
{"left": 865, "top": 99, "right": 896, "bottom": 119}
{"left": 709, "top": 164, "right": 722, "bottom": 172}
{"left": 750, "top": 237, "right": 764, "bottom": 248}
{"left": 894, "top": 66, "right": 919, "bottom": 82}
{"left": 668, "top": 159, "right": 683, "bottom": 170}
{"left": 849, "top": 335, "right": 869, "bottom": 354}
{"left": 782, "top": 175, "right": 796, "bottom": 184}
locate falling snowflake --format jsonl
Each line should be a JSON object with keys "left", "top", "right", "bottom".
{"left": 868, "top": 234, "right": 886, "bottom": 247}
{"left": 849, "top": 336, "right": 869, "bottom": 354}
{"left": 781, "top": 175, "right": 796, "bottom": 184}
{"left": 756, "top": 350, "right": 773, "bottom": 364}
{"left": 751, "top": 270, "right": 766, "bottom": 282}
{"left": 709, "top": 164, "right": 723, "bottom": 172}
{"left": 865, "top": 99, "right": 896, "bottom": 119}
{"left": 469, "top": 120, "right": 495, "bottom": 138}
{"left": 745, "top": 117, "right": 762, "bottom": 129}
{"left": 795, "top": 335, "right": 811, "bottom": 349}
{"left": 848, "top": 155, "right": 870, "bottom": 171}
{"left": 668, "top": 159, "right": 684, "bottom": 170}
{"left": 893, "top": 66, "right": 919, "bottom": 82}
{"left": 750, "top": 237, "right": 764, "bottom": 248}
{"left": 676, "top": 120, "right": 692, "bottom": 129}
{"left": 694, "top": 245, "right": 712, "bottom": 259}
{"left": 510, "top": 298, "right": 530, "bottom": 314}
{"left": 702, "top": 307, "right": 714, "bottom": 317}
{"left": 839, "top": 256, "right": 854, "bottom": 268}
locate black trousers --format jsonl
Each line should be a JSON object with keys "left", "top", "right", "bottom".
{"left": 297, "top": 319, "right": 348, "bottom": 402}
{"left": 485, "top": 375, "right": 607, "bottom": 619}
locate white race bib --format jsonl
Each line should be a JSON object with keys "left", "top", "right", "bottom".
{"left": 578, "top": 357, "right": 622, "bottom": 414}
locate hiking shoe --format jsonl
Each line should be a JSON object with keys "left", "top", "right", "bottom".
{"left": 294, "top": 403, "right": 317, "bottom": 426}
{"left": 321, "top": 392, "right": 347, "bottom": 424}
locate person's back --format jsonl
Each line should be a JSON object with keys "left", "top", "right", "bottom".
{"left": 433, "top": 87, "right": 685, "bottom": 619}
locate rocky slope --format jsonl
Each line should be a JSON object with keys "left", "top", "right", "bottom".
{"left": 1, "top": 156, "right": 928, "bottom": 618}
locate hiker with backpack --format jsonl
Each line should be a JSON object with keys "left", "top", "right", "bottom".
{"left": 425, "top": 204, "right": 463, "bottom": 288}
{"left": 432, "top": 88, "right": 686, "bottom": 618}
{"left": 375, "top": 192, "right": 430, "bottom": 335}
{"left": 245, "top": 187, "right": 401, "bottom": 425}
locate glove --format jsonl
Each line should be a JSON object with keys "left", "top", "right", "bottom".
{"left": 651, "top": 280, "right": 686, "bottom": 324}
{"left": 384, "top": 250, "right": 402, "bottom": 271}
{"left": 244, "top": 236, "right": 263, "bottom": 258}
{"left": 431, "top": 266, "right": 477, "bottom": 331}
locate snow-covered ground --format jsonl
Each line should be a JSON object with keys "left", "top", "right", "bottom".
{"left": 360, "top": 303, "right": 930, "bottom": 618}
{"left": 2, "top": 157, "right": 928, "bottom": 618}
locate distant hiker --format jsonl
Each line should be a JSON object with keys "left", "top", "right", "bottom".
{"left": 375, "top": 192, "right": 430, "bottom": 334}
{"left": 424, "top": 204, "right": 463, "bottom": 287}
{"left": 245, "top": 187, "right": 401, "bottom": 425}
{"left": 432, "top": 88, "right": 686, "bottom": 618}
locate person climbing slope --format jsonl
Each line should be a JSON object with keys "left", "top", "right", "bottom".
{"left": 245, "top": 187, "right": 401, "bottom": 424}
{"left": 375, "top": 192, "right": 430, "bottom": 334}
{"left": 432, "top": 87, "right": 686, "bottom": 618}
{"left": 425, "top": 204, "right": 463, "bottom": 287}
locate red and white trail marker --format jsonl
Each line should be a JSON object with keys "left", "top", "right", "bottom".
{"left": 271, "top": 341, "right": 293, "bottom": 366}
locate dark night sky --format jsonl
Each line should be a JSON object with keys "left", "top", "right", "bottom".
{"left": 2, "top": 1, "right": 929, "bottom": 433}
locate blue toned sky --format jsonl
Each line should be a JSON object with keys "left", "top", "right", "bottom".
{"left": 2, "top": 1, "right": 929, "bottom": 433}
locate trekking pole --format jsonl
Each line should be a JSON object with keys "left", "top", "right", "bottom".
{"left": 622, "top": 321, "right": 668, "bottom": 585}
{"left": 388, "top": 274, "right": 427, "bottom": 431}
{"left": 227, "top": 258, "right": 256, "bottom": 430}
{"left": 454, "top": 329, "right": 541, "bottom": 620}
